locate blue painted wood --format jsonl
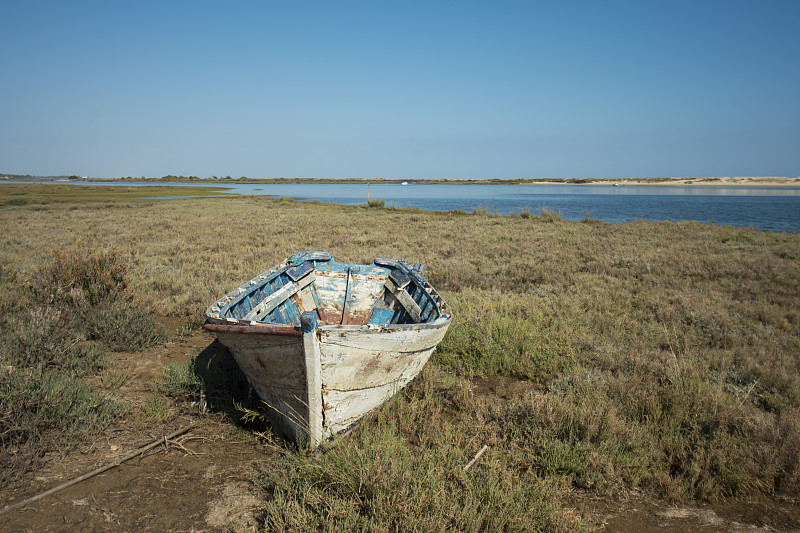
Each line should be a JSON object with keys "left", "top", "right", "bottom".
{"left": 301, "top": 311, "right": 318, "bottom": 332}
{"left": 286, "top": 260, "right": 314, "bottom": 281}
{"left": 373, "top": 257, "right": 398, "bottom": 268}
{"left": 281, "top": 274, "right": 301, "bottom": 326}
{"left": 420, "top": 298, "right": 435, "bottom": 322}
{"left": 392, "top": 306, "right": 407, "bottom": 325}
{"left": 272, "top": 275, "right": 296, "bottom": 325}
{"left": 318, "top": 259, "right": 387, "bottom": 277}
{"left": 265, "top": 277, "right": 288, "bottom": 324}
{"left": 289, "top": 251, "right": 331, "bottom": 264}
{"left": 374, "top": 257, "right": 415, "bottom": 274}
{"left": 390, "top": 270, "right": 411, "bottom": 289}
{"left": 367, "top": 307, "right": 394, "bottom": 326}
{"left": 220, "top": 266, "right": 287, "bottom": 314}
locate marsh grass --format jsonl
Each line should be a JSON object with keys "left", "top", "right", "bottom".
{"left": 436, "top": 290, "right": 573, "bottom": 380}
{"left": 581, "top": 211, "right": 601, "bottom": 224}
{"left": 537, "top": 206, "right": 563, "bottom": 222}
{"left": 161, "top": 358, "right": 206, "bottom": 402}
{"left": 141, "top": 395, "right": 169, "bottom": 418}
{"left": 82, "top": 300, "right": 167, "bottom": 351}
{"left": 1, "top": 185, "right": 799, "bottom": 522}
{"left": 257, "top": 367, "right": 581, "bottom": 532}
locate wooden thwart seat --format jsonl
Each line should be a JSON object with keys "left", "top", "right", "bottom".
{"left": 245, "top": 266, "right": 316, "bottom": 322}
{"left": 384, "top": 271, "right": 422, "bottom": 323}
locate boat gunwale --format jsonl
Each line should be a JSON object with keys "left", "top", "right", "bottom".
{"left": 203, "top": 322, "right": 302, "bottom": 337}
{"left": 203, "top": 314, "right": 452, "bottom": 336}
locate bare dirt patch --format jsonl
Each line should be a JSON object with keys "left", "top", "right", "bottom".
{"left": 1, "top": 422, "right": 270, "bottom": 532}
{"left": 569, "top": 492, "right": 800, "bottom": 532}
{"left": 0, "top": 329, "right": 273, "bottom": 532}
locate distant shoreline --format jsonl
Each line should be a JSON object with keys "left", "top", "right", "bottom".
{"left": 562, "top": 176, "right": 800, "bottom": 188}
{"left": 2, "top": 175, "right": 798, "bottom": 188}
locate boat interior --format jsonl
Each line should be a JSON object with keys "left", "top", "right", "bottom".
{"left": 212, "top": 252, "right": 448, "bottom": 328}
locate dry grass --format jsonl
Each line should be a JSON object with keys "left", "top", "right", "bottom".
{"left": 1, "top": 184, "right": 799, "bottom": 528}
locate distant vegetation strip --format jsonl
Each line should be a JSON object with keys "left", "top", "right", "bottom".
{"left": 0, "top": 183, "right": 233, "bottom": 204}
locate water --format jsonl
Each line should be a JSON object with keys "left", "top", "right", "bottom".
{"left": 24, "top": 180, "right": 800, "bottom": 232}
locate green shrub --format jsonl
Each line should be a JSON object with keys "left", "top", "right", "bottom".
{"left": 81, "top": 299, "right": 166, "bottom": 351}
{"left": 3, "top": 306, "right": 105, "bottom": 374}
{"left": 161, "top": 359, "right": 205, "bottom": 402}
{"left": 0, "top": 358, "right": 125, "bottom": 487}
{"left": 3, "top": 197, "right": 27, "bottom": 206}
{"left": 141, "top": 395, "right": 169, "bottom": 418}
{"left": 34, "top": 244, "right": 130, "bottom": 307}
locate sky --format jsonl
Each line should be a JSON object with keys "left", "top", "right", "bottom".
{"left": 1, "top": 1, "right": 798, "bottom": 179}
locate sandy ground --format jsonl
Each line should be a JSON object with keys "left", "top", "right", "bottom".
{"left": 2, "top": 329, "right": 800, "bottom": 531}
{"left": 567, "top": 177, "right": 800, "bottom": 187}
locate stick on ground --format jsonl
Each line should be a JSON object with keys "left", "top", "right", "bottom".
{"left": 0, "top": 424, "right": 195, "bottom": 517}
{"left": 463, "top": 444, "right": 490, "bottom": 472}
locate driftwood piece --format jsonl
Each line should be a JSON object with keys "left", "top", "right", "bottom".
{"left": 0, "top": 425, "right": 195, "bottom": 517}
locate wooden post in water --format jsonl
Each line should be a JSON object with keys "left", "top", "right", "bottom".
{"left": 301, "top": 311, "right": 323, "bottom": 447}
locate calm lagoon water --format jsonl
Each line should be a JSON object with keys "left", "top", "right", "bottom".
{"left": 33, "top": 181, "right": 800, "bottom": 233}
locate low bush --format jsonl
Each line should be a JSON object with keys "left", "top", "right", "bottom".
{"left": 161, "top": 359, "right": 206, "bottom": 402}
{"left": 81, "top": 299, "right": 166, "bottom": 351}
{"left": 33, "top": 243, "right": 129, "bottom": 307}
{"left": 3, "top": 197, "right": 27, "bottom": 206}
{"left": 0, "top": 245, "right": 162, "bottom": 486}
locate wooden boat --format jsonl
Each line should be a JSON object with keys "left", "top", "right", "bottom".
{"left": 204, "top": 251, "right": 452, "bottom": 447}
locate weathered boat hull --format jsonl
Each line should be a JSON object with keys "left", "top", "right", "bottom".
{"left": 204, "top": 252, "right": 452, "bottom": 446}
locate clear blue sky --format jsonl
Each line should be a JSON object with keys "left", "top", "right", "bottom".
{"left": 1, "top": 1, "right": 798, "bottom": 179}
